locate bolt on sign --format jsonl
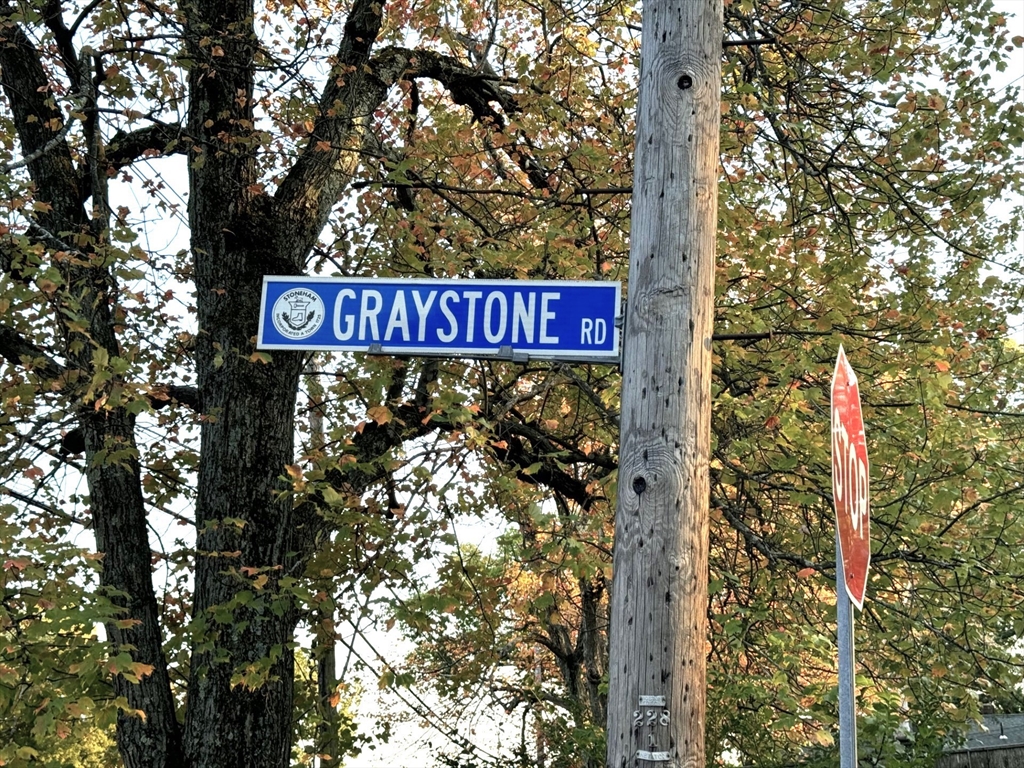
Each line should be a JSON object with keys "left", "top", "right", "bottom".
{"left": 831, "top": 346, "right": 870, "bottom": 609}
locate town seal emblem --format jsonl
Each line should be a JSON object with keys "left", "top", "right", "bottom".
{"left": 272, "top": 288, "right": 325, "bottom": 340}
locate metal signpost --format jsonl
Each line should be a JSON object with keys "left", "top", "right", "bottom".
{"left": 257, "top": 276, "right": 620, "bottom": 363}
{"left": 831, "top": 345, "right": 871, "bottom": 768}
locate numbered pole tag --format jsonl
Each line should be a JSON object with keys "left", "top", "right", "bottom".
{"left": 634, "top": 695, "right": 671, "bottom": 763}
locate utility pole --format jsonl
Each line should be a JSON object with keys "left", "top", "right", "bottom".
{"left": 606, "top": 1, "right": 722, "bottom": 766}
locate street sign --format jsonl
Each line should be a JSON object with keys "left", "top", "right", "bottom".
{"left": 831, "top": 345, "right": 870, "bottom": 610}
{"left": 257, "top": 276, "right": 621, "bottom": 363}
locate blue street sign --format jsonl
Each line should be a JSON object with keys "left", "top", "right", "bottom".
{"left": 257, "top": 276, "right": 621, "bottom": 363}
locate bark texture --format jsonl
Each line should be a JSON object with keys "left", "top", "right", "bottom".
{"left": 605, "top": 1, "right": 723, "bottom": 766}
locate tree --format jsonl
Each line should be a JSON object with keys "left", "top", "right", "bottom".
{"left": 0, "top": 0, "right": 585, "bottom": 763}
{"left": 361, "top": 2, "right": 1024, "bottom": 767}
{"left": 1, "top": 1, "right": 1023, "bottom": 768}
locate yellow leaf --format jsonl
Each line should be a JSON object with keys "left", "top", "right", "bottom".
{"left": 285, "top": 464, "right": 304, "bottom": 480}
{"left": 366, "top": 405, "right": 392, "bottom": 425}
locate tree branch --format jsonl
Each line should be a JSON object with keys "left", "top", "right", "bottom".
{"left": 148, "top": 384, "right": 203, "bottom": 413}
{"left": 273, "top": 22, "right": 548, "bottom": 265}
{"left": 42, "top": 0, "right": 82, "bottom": 88}
{"left": 106, "top": 122, "right": 186, "bottom": 171}
{"left": 0, "top": 324, "right": 66, "bottom": 380}
{"left": 378, "top": 46, "right": 553, "bottom": 189}
{"left": 0, "top": 6, "right": 84, "bottom": 221}
{"left": 713, "top": 492, "right": 821, "bottom": 571}
{"left": 0, "top": 485, "right": 87, "bottom": 526}
{"left": 723, "top": 37, "right": 776, "bottom": 48}
{"left": 386, "top": 47, "right": 520, "bottom": 126}
{"left": 272, "top": 0, "right": 388, "bottom": 266}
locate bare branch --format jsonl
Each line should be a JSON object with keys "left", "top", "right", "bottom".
{"left": 0, "top": 485, "right": 87, "bottom": 525}
{"left": 723, "top": 37, "right": 776, "bottom": 48}
{"left": 274, "top": 24, "right": 549, "bottom": 265}
{"left": 0, "top": 109, "right": 83, "bottom": 172}
{"left": 0, "top": 325, "right": 201, "bottom": 416}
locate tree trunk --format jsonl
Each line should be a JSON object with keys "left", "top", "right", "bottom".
{"left": 178, "top": 0, "right": 389, "bottom": 763}
{"left": 0, "top": 16, "right": 185, "bottom": 768}
{"left": 179, "top": 0, "right": 306, "bottom": 763}
{"left": 605, "top": 1, "right": 722, "bottom": 766}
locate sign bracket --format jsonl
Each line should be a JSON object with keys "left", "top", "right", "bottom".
{"left": 363, "top": 343, "right": 542, "bottom": 364}
{"left": 615, "top": 301, "right": 626, "bottom": 370}
{"left": 497, "top": 345, "right": 530, "bottom": 363}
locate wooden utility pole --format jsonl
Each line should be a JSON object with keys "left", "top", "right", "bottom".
{"left": 606, "top": 1, "right": 722, "bottom": 766}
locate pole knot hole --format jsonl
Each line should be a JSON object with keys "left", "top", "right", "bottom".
{"left": 632, "top": 476, "right": 648, "bottom": 495}
{"left": 677, "top": 74, "right": 693, "bottom": 90}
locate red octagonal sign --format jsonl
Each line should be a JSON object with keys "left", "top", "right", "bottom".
{"left": 831, "top": 346, "right": 870, "bottom": 610}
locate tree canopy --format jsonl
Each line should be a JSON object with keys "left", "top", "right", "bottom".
{"left": 1, "top": 0, "right": 1023, "bottom": 766}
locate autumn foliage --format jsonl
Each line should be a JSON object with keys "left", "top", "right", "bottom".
{"left": 1, "top": 0, "right": 1023, "bottom": 766}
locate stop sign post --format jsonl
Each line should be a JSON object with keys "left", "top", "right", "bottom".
{"left": 831, "top": 345, "right": 870, "bottom": 768}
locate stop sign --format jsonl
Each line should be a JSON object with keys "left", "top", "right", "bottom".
{"left": 831, "top": 346, "right": 870, "bottom": 609}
